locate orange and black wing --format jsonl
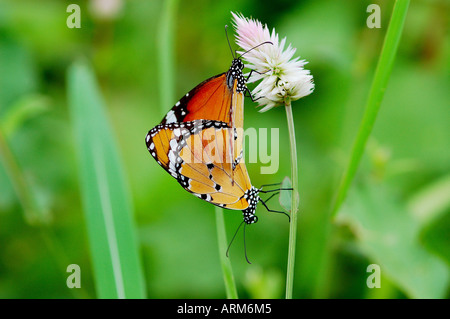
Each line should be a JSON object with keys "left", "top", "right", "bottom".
{"left": 145, "top": 120, "right": 252, "bottom": 211}
{"left": 161, "top": 69, "right": 245, "bottom": 129}
{"left": 160, "top": 68, "right": 246, "bottom": 178}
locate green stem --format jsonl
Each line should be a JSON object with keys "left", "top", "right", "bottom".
{"left": 0, "top": 128, "right": 88, "bottom": 298}
{"left": 330, "top": 0, "right": 410, "bottom": 218}
{"left": 215, "top": 207, "right": 239, "bottom": 299}
{"left": 285, "top": 98, "right": 299, "bottom": 299}
{"left": 157, "top": 0, "right": 178, "bottom": 112}
{"left": 0, "top": 128, "right": 38, "bottom": 223}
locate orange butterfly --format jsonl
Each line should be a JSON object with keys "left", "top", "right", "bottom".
{"left": 145, "top": 34, "right": 286, "bottom": 227}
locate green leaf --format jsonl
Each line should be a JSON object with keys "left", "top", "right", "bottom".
{"left": 215, "top": 207, "right": 238, "bottom": 299}
{"left": 407, "top": 174, "right": 450, "bottom": 225}
{"left": 0, "top": 94, "right": 49, "bottom": 137}
{"left": 279, "top": 176, "right": 293, "bottom": 212}
{"left": 331, "top": 0, "right": 410, "bottom": 218}
{"left": 67, "top": 61, "right": 146, "bottom": 299}
{"left": 409, "top": 174, "right": 450, "bottom": 265}
{"left": 338, "top": 182, "right": 449, "bottom": 299}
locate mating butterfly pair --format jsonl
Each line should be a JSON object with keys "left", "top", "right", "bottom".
{"left": 145, "top": 56, "right": 261, "bottom": 224}
{"left": 145, "top": 34, "right": 288, "bottom": 232}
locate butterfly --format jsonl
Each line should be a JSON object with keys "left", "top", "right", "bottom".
{"left": 159, "top": 56, "right": 247, "bottom": 185}
{"left": 146, "top": 58, "right": 260, "bottom": 223}
{"left": 145, "top": 30, "right": 287, "bottom": 228}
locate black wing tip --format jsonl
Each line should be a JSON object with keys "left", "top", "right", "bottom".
{"left": 145, "top": 131, "right": 153, "bottom": 147}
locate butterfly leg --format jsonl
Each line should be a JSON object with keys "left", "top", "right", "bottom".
{"left": 259, "top": 182, "right": 282, "bottom": 188}
{"left": 263, "top": 191, "right": 279, "bottom": 203}
{"left": 259, "top": 198, "right": 291, "bottom": 222}
{"left": 259, "top": 188, "right": 293, "bottom": 194}
{"left": 246, "top": 68, "right": 271, "bottom": 82}
{"left": 244, "top": 88, "right": 263, "bottom": 102}
{"left": 245, "top": 69, "right": 272, "bottom": 102}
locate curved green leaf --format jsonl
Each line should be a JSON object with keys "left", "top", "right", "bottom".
{"left": 67, "top": 61, "right": 146, "bottom": 299}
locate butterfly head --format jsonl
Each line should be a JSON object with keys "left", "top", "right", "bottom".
{"left": 232, "top": 58, "right": 244, "bottom": 71}
{"left": 242, "top": 186, "right": 260, "bottom": 224}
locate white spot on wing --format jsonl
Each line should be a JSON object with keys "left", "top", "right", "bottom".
{"left": 165, "top": 110, "right": 176, "bottom": 124}
{"left": 168, "top": 151, "right": 177, "bottom": 164}
{"left": 169, "top": 139, "right": 178, "bottom": 150}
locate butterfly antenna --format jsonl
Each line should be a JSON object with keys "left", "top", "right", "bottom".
{"left": 237, "top": 41, "right": 273, "bottom": 59}
{"left": 226, "top": 220, "right": 244, "bottom": 258}
{"left": 243, "top": 223, "right": 251, "bottom": 264}
{"left": 224, "top": 25, "right": 235, "bottom": 59}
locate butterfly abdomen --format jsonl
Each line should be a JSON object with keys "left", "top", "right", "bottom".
{"left": 242, "top": 186, "right": 260, "bottom": 224}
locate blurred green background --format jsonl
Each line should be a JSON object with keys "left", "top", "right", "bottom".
{"left": 0, "top": 0, "right": 448, "bottom": 298}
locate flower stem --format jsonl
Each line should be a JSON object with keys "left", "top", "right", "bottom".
{"left": 330, "top": 0, "right": 410, "bottom": 218}
{"left": 0, "top": 128, "right": 88, "bottom": 298}
{"left": 0, "top": 128, "right": 38, "bottom": 223}
{"left": 285, "top": 98, "right": 299, "bottom": 299}
{"left": 215, "top": 207, "right": 239, "bottom": 299}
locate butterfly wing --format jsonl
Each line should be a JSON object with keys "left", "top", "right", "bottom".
{"left": 161, "top": 73, "right": 231, "bottom": 124}
{"left": 147, "top": 59, "right": 249, "bottom": 208}
{"left": 161, "top": 70, "right": 245, "bottom": 130}
{"left": 160, "top": 69, "right": 245, "bottom": 179}
{"left": 146, "top": 120, "right": 251, "bottom": 210}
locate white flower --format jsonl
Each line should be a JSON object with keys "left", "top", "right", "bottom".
{"left": 89, "top": 0, "right": 123, "bottom": 20}
{"left": 232, "top": 12, "right": 314, "bottom": 112}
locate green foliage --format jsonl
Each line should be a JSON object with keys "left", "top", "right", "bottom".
{"left": 339, "top": 181, "right": 448, "bottom": 298}
{"left": 215, "top": 207, "right": 239, "bottom": 299}
{"left": 331, "top": 0, "right": 410, "bottom": 218}
{"left": 67, "top": 61, "right": 146, "bottom": 298}
{"left": 279, "top": 176, "right": 296, "bottom": 213}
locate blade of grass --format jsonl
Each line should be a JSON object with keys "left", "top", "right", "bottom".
{"left": 67, "top": 61, "right": 146, "bottom": 299}
{"left": 157, "top": 0, "right": 179, "bottom": 112}
{"left": 0, "top": 108, "right": 89, "bottom": 298}
{"left": 284, "top": 98, "right": 300, "bottom": 299}
{"left": 215, "top": 207, "right": 238, "bottom": 299}
{"left": 330, "top": 0, "right": 410, "bottom": 218}
{"left": 0, "top": 128, "right": 40, "bottom": 223}
{"left": 0, "top": 94, "right": 49, "bottom": 138}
